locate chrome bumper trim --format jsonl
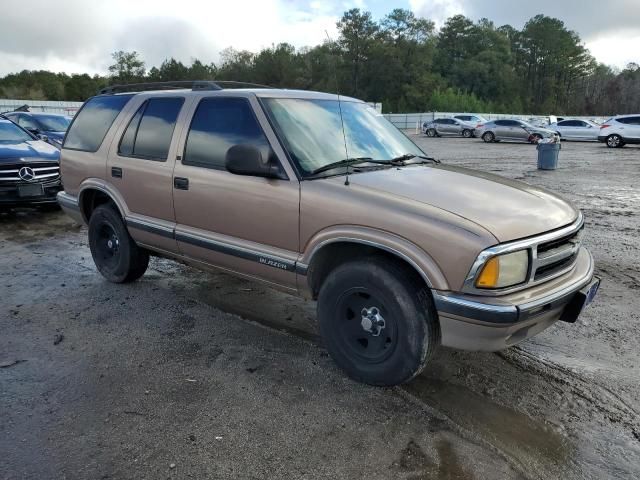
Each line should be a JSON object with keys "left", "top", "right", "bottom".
{"left": 56, "top": 191, "right": 80, "bottom": 211}
{"left": 434, "top": 250, "right": 594, "bottom": 325}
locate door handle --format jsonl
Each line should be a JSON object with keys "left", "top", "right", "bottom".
{"left": 174, "top": 177, "right": 189, "bottom": 190}
{"left": 111, "top": 166, "right": 123, "bottom": 178}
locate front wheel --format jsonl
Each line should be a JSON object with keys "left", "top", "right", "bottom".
{"left": 426, "top": 128, "right": 437, "bottom": 137}
{"left": 462, "top": 129, "right": 472, "bottom": 138}
{"left": 88, "top": 204, "right": 149, "bottom": 283}
{"left": 317, "top": 258, "right": 440, "bottom": 386}
{"left": 606, "top": 134, "right": 624, "bottom": 148}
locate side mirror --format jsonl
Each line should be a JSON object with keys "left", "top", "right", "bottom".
{"left": 27, "top": 128, "right": 40, "bottom": 135}
{"left": 225, "top": 144, "right": 284, "bottom": 179}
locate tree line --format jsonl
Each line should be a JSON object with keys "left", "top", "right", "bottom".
{"left": 1, "top": 8, "right": 638, "bottom": 115}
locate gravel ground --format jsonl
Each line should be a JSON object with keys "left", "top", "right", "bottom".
{"left": 1, "top": 137, "right": 639, "bottom": 479}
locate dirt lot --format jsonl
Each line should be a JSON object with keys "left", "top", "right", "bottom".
{"left": 1, "top": 138, "right": 639, "bottom": 479}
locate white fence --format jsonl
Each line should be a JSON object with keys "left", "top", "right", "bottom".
{"left": 383, "top": 112, "right": 610, "bottom": 129}
{"left": 0, "top": 99, "right": 83, "bottom": 115}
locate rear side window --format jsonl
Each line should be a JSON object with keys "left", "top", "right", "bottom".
{"left": 183, "top": 97, "right": 271, "bottom": 170}
{"left": 118, "top": 97, "right": 184, "bottom": 160}
{"left": 494, "top": 120, "right": 508, "bottom": 126}
{"left": 619, "top": 116, "right": 640, "bottom": 125}
{"left": 64, "top": 95, "right": 133, "bottom": 152}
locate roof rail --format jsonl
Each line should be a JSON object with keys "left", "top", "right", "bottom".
{"left": 98, "top": 80, "right": 274, "bottom": 95}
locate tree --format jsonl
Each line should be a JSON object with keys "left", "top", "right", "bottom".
{"left": 337, "top": 8, "right": 379, "bottom": 97}
{"left": 108, "top": 50, "right": 146, "bottom": 84}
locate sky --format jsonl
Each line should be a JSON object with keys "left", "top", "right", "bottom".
{"left": 1, "top": 0, "right": 639, "bottom": 77}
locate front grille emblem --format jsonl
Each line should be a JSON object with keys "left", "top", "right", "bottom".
{"left": 18, "top": 166, "right": 35, "bottom": 181}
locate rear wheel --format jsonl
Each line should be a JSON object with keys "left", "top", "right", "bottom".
{"left": 88, "top": 204, "right": 149, "bottom": 283}
{"left": 426, "top": 128, "right": 437, "bottom": 137}
{"left": 462, "top": 129, "right": 472, "bottom": 138}
{"left": 606, "top": 134, "right": 624, "bottom": 148}
{"left": 317, "top": 258, "right": 440, "bottom": 386}
{"left": 482, "top": 131, "right": 495, "bottom": 143}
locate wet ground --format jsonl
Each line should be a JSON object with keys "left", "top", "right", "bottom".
{"left": 1, "top": 138, "right": 639, "bottom": 479}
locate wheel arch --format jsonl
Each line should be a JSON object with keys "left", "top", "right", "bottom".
{"left": 299, "top": 230, "right": 449, "bottom": 299}
{"left": 78, "top": 181, "right": 127, "bottom": 223}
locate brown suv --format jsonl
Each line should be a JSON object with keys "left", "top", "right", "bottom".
{"left": 57, "top": 81, "right": 599, "bottom": 386}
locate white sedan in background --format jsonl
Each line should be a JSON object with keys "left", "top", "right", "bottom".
{"left": 548, "top": 119, "right": 600, "bottom": 141}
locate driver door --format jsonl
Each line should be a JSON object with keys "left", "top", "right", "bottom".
{"left": 171, "top": 95, "right": 300, "bottom": 290}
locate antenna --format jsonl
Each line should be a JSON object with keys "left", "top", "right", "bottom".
{"left": 325, "top": 30, "right": 350, "bottom": 186}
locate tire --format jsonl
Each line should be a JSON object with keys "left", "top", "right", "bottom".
{"left": 530, "top": 133, "right": 543, "bottom": 144}
{"left": 606, "top": 134, "right": 624, "bottom": 148}
{"left": 317, "top": 258, "right": 440, "bottom": 386}
{"left": 462, "top": 129, "right": 472, "bottom": 138}
{"left": 88, "top": 204, "right": 149, "bottom": 283}
{"left": 426, "top": 128, "right": 437, "bottom": 137}
{"left": 482, "top": 131, "right": 495, "bottom": 143}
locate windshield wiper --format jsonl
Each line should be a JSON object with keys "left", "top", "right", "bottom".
{"left": 309, "top": 157, "right": 390, "bottom": 175}
{"left": 389, "top": 153, "right": 440, "bottom": 165}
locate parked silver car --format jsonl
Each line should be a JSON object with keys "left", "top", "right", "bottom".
{"left": 476, "top": 119, "right": 558, "bottom": 143}
{"left": 453, "top": 114, "right": 488, "bottom": 125}
{"left": 423, "top": 118, "right": 476, "bottom": 138}
{"left": 548, "top": 119, "right": 600, "bottom": 141}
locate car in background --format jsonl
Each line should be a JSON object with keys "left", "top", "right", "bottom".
{"left": 453, "top": 114, "right": 488, "bottom": 125}
{"left": 549, "top": 119, "right": 600, "bottom": 141}
{"left": 476, "top": 119, "right": 558, "bottom": 143}
{"left": 3, "top": 112, "right": 72, "bottom": 148}
{"left": 422, "top": 118, "right": 476, "bottom": 138}
{"left": 597, "top": 115, "right": 640, "bottom": 148}
{"left": 0, "top": 116, "right": 61, "bottom": 211}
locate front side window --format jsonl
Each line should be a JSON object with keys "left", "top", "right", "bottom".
{"left": 183, "top": 97, "right": 271, "bottom": 170}
{"left": 262, "top": 98, "right": 423, "bottom": 176}
{"left": 118, "top": 97, "right": 184, "bottom": 160}
{"left": 64, "top": 94, "right": 134, "bottom": 151}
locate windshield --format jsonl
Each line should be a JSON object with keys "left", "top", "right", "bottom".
{"left": 35, "top": 115, "right": 71, "bottom": 131}
{"left": 0, "top": 122, "right": 33, "bottom": 142}
{"left": 262, "top": 98, "right": 423, "bottom": 175}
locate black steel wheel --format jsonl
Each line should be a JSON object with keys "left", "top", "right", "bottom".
{"left": 317, "top": 257, "right": 440, "bottom": 386}
{"left": 88, "top": 204, "right": 149, "bottom": 283}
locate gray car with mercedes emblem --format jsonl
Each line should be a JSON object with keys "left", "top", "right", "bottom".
{"left": 0, "top": 116, "right": 61, "bottom": 211}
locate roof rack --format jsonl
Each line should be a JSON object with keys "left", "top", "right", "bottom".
{"left": 98, "top": 80, "right": 274, "bottom": 95}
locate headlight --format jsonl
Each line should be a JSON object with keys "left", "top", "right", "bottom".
{"left": 475, "top": 250, "right": 529, "bottom": 289}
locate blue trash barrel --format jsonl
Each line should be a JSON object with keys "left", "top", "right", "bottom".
{"left": 536, "top": 142, "right": 561, "bottom": 170}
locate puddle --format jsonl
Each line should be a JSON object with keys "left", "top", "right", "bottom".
{"left": 403, "top": 375, "right": 571, "bottom": 472}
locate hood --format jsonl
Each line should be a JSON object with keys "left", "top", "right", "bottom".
{"left": 0, "top": 139, "right": 60, "bottom": 163}
{"left": 347, "top": 165, "right": 578, "bottom": 242}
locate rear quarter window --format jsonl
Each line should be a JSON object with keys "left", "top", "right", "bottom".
{"left": 64, "top": 94, "right": 134, "bottom": 152}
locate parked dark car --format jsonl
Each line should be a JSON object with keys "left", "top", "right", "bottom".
{"left": 3, "top": 112, "right": 72, "bottom": 148}
{"left": 0, "top": 117, "right": 61, "bottom": 210}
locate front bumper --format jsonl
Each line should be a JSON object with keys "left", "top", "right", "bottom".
{"left": 0, "top": 179, "right": 62, "bottom": 207}
{"left": 57, "top": 191, "right": 84, "bottom": 223}
{"left": 433, "top": 247, "right": 597, "bottom": 351}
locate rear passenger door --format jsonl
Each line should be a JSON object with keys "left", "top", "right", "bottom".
{"left": 621, "top": 116, "right": 640, "bottom": 140}
{"left": 171, "top": 95, "right": 300, "bottom": 290}
{"left": 107, "top": 95, "right": 189, "bottom": 252}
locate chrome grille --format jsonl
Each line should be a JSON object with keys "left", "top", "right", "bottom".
{"left": 0, "top": 162, "right": 60, "bottom": 184}
{"left": 462, "top": 214, "right": 585, "bottom": 295}
{"left": 534, "top": 228, "right": 583, "bottom": 281}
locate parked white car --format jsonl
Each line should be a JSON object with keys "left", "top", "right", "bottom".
{"left": 549, "top": 119, "right": 600, "bottom": 141}
{"left": 598, "top": 115, "right": 640, "bottom": 148}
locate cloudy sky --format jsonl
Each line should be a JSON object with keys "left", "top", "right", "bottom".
{"left": 1, "top": 0, "right": 639, "bottom": 76}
